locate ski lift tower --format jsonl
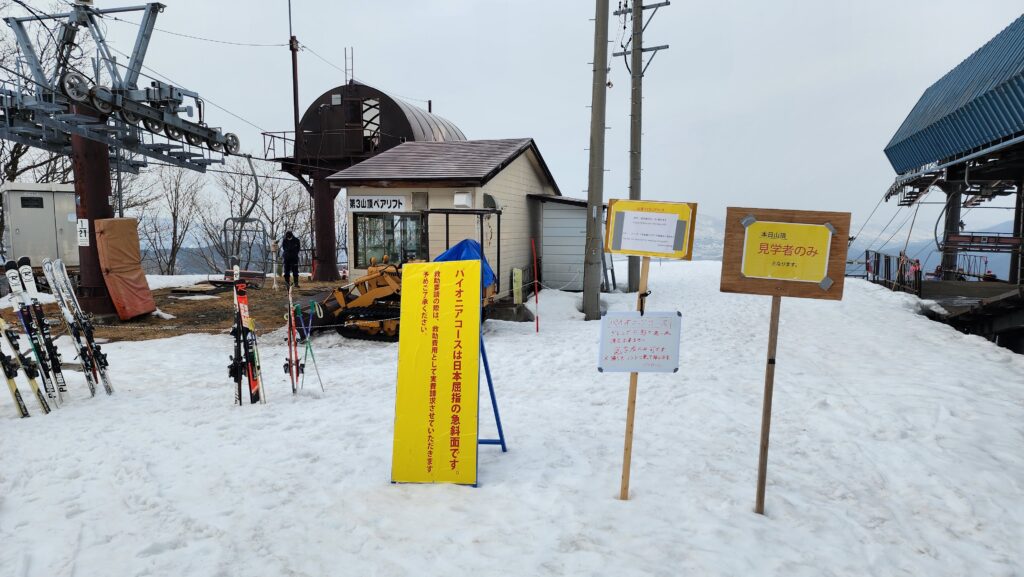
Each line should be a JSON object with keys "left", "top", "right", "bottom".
{"left": 1, "top": 1, "right": 240, "bottom": 313}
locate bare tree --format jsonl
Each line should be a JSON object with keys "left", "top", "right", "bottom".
{"left": 195, "top": 158, "right": 311, "bottom": 273}
{"left": 136, "top": 165, "right": 202, "bottom": 274}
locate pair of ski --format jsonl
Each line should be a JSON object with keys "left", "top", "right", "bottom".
{"left": 229, "top": 266, "right": 265, "bottom": 405}
{"left": 3, "top": 256, "right": 63, "bottom": 417}
{"left": 284, "top": 287, "right": 323, "bottom": 395}
{"left": 42, "top": 258, "right": 112, "bottom": 398}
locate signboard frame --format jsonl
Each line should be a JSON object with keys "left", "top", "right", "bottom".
{"left": 720, "top": 207, "right": 851, "bottom": 301}
{"left": 391, "top": 260, "right": 481, "bottom": 486}
{"left": 604, "top": 199, "right": 697, "bottom": 260}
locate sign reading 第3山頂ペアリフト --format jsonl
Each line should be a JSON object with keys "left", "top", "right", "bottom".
{"left": 598, "top": 311, "right": 681, "bottom": 374}
{"left": 721, "top": 207, "right": 851, "bottom": 300}
{"left": 348, "top": 195, "right": 407, "bottom": 212}
{"left": 604, "top": 199, "right": 697, "bottom": 260}
{"left": 392, "top": 260, "right": 480, "bottom": 485}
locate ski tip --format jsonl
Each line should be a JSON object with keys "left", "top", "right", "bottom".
{"left": 4, "top": 260, "right": 17, "bottom": 271}
{"left": 17, "top": 256, "right": 31, "bottom": 267}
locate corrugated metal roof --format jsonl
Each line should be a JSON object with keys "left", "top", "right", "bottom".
{"left": 327, "top": 138, "right": 560, "bottom": 194}
{"left": 390, "top": 95, "right": 466, "bottom": 142}
{"left": 884, "top": 14, "right": 1024, "bottom": 174}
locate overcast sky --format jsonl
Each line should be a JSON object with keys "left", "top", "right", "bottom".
{"left": 19, "top": 0, "right": 1024, "bottom": 232}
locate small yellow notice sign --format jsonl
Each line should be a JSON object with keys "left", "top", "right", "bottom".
{"left": 604, "top": 199, "right": 697, "bottom": 260}
{"left": 392, "top": 260, "right": 481, "bottom": 485}
{"left": 741, "top": 221, "right": 832, "bottom": 283}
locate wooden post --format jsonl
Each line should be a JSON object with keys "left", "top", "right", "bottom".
{"left": 755, "top": 295, "right": 782, "bottom": 514}
{"left": 620, "top": 255, "right": 651, "bottom": 500}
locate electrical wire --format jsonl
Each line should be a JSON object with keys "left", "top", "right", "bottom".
{"left": 100, "top": 42, "right": 268, "bottom": 133}
{"left": 298, "top": 42, "right": 432, "bottom": 105}
{"left": 101, "top": 13, "right": 288, "bottom": 47}
{"left": 849, "top": 190, "right": 886, "bottom": 246}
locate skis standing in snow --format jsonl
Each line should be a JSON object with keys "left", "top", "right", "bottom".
{"left": 5, "top": 259, "right": 60, "bottom": 408}
{"left": 42, "top": 259, "right": 98, "bottom": 397}
{"left": 0, "top": 329, "right": 31, "bottom": 418}
{"left": 0, "top": 316, "right": 49, "bottom": 414}
{"left": 51, "top": 259, "right": 112, "bottom": 395}
{"left": 284, "top": 285, "right": 302, "bottom": 395}
{"left": 228, "top": 266, "right": 265, "bottom": 404}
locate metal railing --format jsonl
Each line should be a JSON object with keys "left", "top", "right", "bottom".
{"left": 865, "top": 250, "right": 922, "bottom": 296}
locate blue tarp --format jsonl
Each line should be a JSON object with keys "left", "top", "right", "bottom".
{"left": 433, "top": 239, "right": 496, "bottom": 287}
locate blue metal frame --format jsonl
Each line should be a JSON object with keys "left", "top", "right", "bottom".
{"left": 477, "top": 335, "right": 507, "bottom": 452}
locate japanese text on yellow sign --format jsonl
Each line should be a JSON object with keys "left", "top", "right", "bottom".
{"left": 604, "top": 199, "right": 696, "bottom": 260}
{"left": 392, "top": 260, "right": 481, "bottom": 485}
{"left": 741, "top": 221, "right": 832, "bottom": 282}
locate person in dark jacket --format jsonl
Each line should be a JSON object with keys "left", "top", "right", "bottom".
{"left": 281, "top": 231, "right": 301, "bottom": 287}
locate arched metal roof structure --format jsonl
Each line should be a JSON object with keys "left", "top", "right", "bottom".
{"left": 284, "top": 80, "right": 465, "bottom": 179}
{"left": 884, "top": 15, "right": 1024, "bottom": 176}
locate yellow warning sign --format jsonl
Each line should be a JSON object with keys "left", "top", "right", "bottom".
{"left": 392, "top": 260, "right": 481, "bottom": 485}
{"left": 741, "top": 221, "right": 832, "bottom": 283}
{"left": 604, "top": 199, "right": 697, "bottom": 260}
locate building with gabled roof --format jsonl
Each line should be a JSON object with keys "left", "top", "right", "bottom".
{"left": 328, "top": 138, "right": 560, "bottom": 295}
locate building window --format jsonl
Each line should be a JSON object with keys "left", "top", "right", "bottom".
{"left": 353, "top": 213, "right": 425, "bottom": 268}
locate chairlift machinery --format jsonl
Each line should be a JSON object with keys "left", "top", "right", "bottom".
{"left": 0, "top": 1, "right": 240, "bottom": 174}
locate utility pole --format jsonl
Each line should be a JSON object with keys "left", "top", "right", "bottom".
{"left": 288, "top": 0, "right": 301, "bottom": 135}
{"left": 614, "top": 1, "right": 670, "bottom": 292}
{"left": 583, "top": 0, "right": 610, "bottom": 321}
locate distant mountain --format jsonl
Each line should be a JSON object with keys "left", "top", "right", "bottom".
{"left": 692, "top": 213, "right": 724, "bottom": 261}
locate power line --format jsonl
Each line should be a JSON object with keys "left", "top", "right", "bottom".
{"left": 101, "top": 43, "right": 268, "bottom": 134}
{"left": 862, "top": 204, "right": 906, "bottom": 252}
{"left": 102, "top": 14, "right": 288, "bottom": 47}
{"left": 849, "top": 191, "right": 886, "bottom": 245}
{"left": 299, "top": 42, "right": 432, "bottom": 105}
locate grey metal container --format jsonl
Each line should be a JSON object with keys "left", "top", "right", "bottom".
{"left": 1, "top": 182, "right": 79, "bottom": 268}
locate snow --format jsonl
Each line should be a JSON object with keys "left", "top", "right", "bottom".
{"left": 168, "top": 295, "right": 220, "bottom": 301}
{"left": 0, "top": 291, "right": 54, "bottom": 310}
{"left": 1, "top": 261, "right": 1022, "bottom": 576}
{"left": 145, "top": 274, "right": 212, "bottom": 290}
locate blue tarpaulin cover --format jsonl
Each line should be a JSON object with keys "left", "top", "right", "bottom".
{"left": 433, "top": 239, "right": 496, "bottom": 287}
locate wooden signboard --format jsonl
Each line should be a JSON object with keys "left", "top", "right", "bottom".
{"left": 719, "top": 207, "right": 851, "bottom": 515}
{"left": 720, "top": 207, "right": 850, "bottom": 300}
{"left": 604, "top": 199, "right": 697, "bottom": 259}
{"left": 602, "top": 199, "right": 697, "bottom": 501}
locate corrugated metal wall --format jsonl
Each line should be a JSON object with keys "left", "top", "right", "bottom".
{"left": 884, "top": 14, "right": 1024, "bottom": 174}
{"left": 540, "top": 203, "right": 586, "bottom": 291}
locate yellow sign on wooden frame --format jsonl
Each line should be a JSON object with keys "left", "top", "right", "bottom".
{"left": 604, "top": 199, "right": 697, "bottom": 260}
{"left": 741, "top": 221, "right": 833, "bottom": 283}
{"left": 392, "top": 260, "right": 481, "bottom": 485}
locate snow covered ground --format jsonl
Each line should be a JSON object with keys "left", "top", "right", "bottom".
{"left": 1, "top": 261, "right": 1022, "bottom": 576}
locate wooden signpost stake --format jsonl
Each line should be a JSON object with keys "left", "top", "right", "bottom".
{"left": 719, "top": 207, "right": 850, "bottom": 515}
{"left": 603, "top": 199, "right": 696, "bottom": 500}
{"left": 755, "top": 294, "right": 781, "bottom": 514}
{"left": 619, "top": 255, "right": 650, "bottom": 500}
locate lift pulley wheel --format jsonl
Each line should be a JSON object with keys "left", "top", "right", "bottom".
{"left": 60, "top": 72, "right": 90, "bottom": 103}
{"left": 224, "top": 133, "right": 240, "bottom": 155}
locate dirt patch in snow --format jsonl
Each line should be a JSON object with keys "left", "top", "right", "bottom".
{"left": 0, "top": 281, "right": 339, "bottom": 343}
